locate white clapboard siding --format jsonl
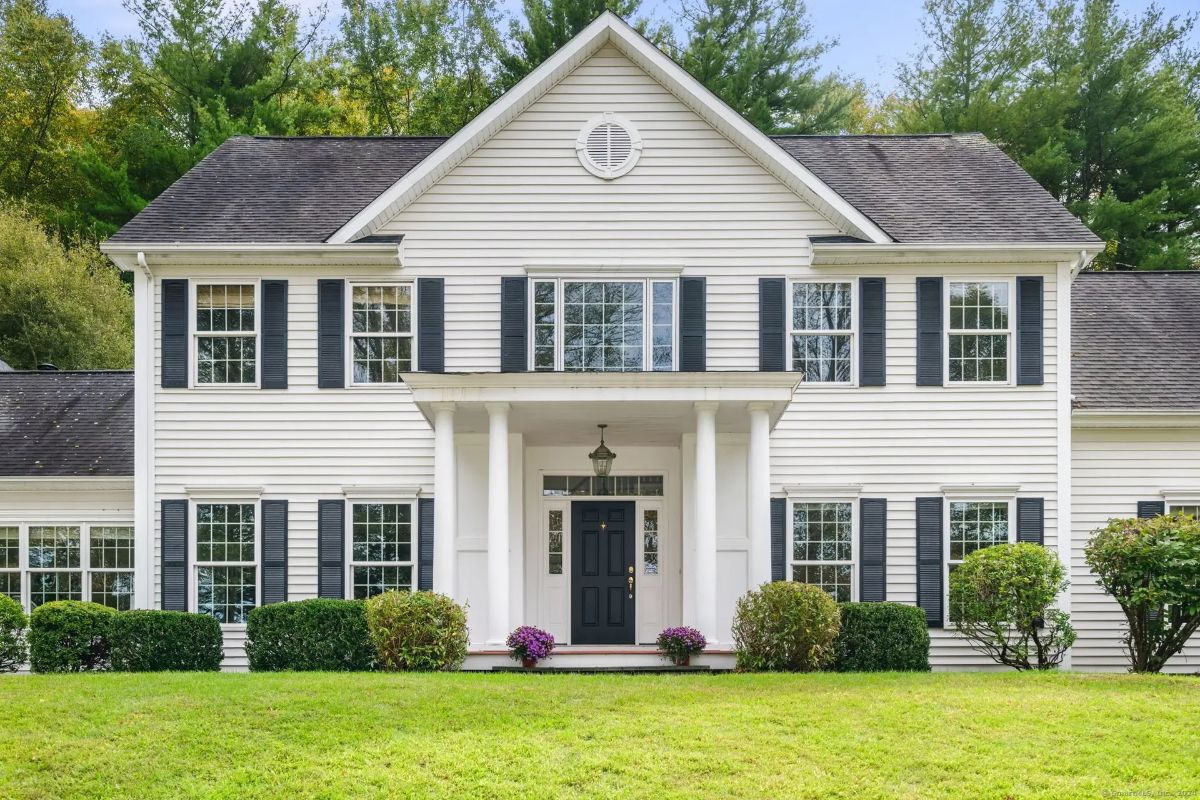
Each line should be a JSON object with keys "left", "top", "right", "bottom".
{"left": 1071, "top": 425, "right": 1200, "bottom": 672}
{"left": 384, "top": 45, "right": 842, "bottom": 373}
{"left": 770, "top": 263, "right": 1060, "bottom": 667}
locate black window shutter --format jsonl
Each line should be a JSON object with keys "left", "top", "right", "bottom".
{"left": 417, "top": 278, "right": 445, "bottom": 373}
{"left": 859, "top": 498, "right": 887, "bottom": 601}
{"left": 770, "top": 497, "right": 786, "bottom": 582}
{"left": 260, "top": 280, "right": 288, "bottom": 389}
{"left": 859, "top": 277, "right": 886, "bottom": 386}
{"left": 1016, "top": 497, "right": 1045, "bottom": 545}
{"left": 916, "top": 277, "right": 943, "bottom": 387}
{"left": 317, "top": 499, "right": 345, "bottom": 598}
{"left": 418, "top": 498, "right": 434, "bottom": 591}
{"left": 260, "top": 499, "right": 288, "bottom": 604}
{"left": 1138, "top": 501, "right": 1165, "bottom": 518}
{"left": 1016, "top": 276, "right": 1044, "bottom": 385}
{"left": 679, "top": 277, "right": 707, "bottom": 372}
{"left": 317, "top": 279, "right": 345, "bottom": 389}
{"left": 161, "top": 279, "right": 189, "bottom": 388}
{"left": 161, "top": 499, "right": 187, "bottom": 611}
{"left": 500, "top": 276, "right": 528, "bottom": 372}
{"left": 759, "top": 278, "right": 786, "bottom": 372}
{"left": 916, "top": 496, "right": 944, "bottom": 627}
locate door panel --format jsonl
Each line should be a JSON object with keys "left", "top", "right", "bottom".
{"left": 572, "top": 501, "right": 636, "bottom": 644}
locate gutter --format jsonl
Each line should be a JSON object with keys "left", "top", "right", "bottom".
{"left": 101, "top": 242, "right": 405, "bottom": 271}
{"left": 810, "top": 241, "right": 1104, "bottom": 265}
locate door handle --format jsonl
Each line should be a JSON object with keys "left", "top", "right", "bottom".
{"left": 627, "top": 565, "right": 634, "bottom": 599}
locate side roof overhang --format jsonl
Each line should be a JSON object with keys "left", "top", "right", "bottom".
{"left": 327, "top": 11, "right": 891, "bottom": 246}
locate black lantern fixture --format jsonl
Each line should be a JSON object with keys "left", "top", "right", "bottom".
{"left": 588, "top": 424, "right": 616, "bottom": 477}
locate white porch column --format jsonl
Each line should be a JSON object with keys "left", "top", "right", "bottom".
{"left": 486, "top": 402, "right": 511, "bottom": 644}
{"left": 432, "top": 402, "right": 457, "bottom": 597}
{"left": 747, "top": 402, "right": 772, "bottom": 589}
{"left": 694, "top": 401, "right": 719, "bottom": 643}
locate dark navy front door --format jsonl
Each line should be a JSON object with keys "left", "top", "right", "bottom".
{"left": 571, "top": 501, "right": 636, "bottom": 645}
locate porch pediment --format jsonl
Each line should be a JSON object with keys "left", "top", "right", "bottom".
{"left": 402, "top": 371, "right": 800, "bottom": 444}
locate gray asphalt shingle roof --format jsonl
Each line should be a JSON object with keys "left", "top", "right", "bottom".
{"left": 107, "top": 133, "right": 1097, "bottom": 245}
{"left": 1072, "top": 272, "right": 1200, "bottom": 411}
{"left": 0, "top": 371, "right": 134, "bottom": 477}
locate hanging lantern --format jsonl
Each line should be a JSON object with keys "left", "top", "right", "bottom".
{"left": 588, "top": 424, "right": 616, "bottom": 477}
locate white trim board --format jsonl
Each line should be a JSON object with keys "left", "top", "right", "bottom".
{"left": 326, "top": 12, "right": 890, "bottom": 246}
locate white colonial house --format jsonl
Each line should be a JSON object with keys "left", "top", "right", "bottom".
{"left": 2, "top": 13, "right": 1198, "bottom": 671}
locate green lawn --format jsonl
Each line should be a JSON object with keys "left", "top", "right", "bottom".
{"left": 0, "top": 672, "right": 1197, "bottom": 799}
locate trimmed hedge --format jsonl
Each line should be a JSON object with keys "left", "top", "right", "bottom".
{"left": 246, "top": 599, "right": 375, "bottom": 671}
{"left": 110, "top": 611, "right": 223, "bottom": 672}
{"left": 0, "top": 594, "right": 27, "bottom": 671}
{"left": 833, "top": 602, "right": 930, "bottom": 672}
{"left": 29, "top": 600, "right": 116, "bottom": 673}
{"left": 365, "top": 591, "right": 469, "bottom": 671}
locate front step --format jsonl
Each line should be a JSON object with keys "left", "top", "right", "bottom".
{"left": 491, "top": 664, "right": 718, "bottom": 674}
{"left": 462, "top": 645, "right": 737, "bottom": 672}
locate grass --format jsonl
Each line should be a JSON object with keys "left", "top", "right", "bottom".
{"left": 0, "top": 672, "right": 1197, "bottom": 799}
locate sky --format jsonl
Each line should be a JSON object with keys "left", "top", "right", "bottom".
{"left": 46, "top": 0, "right": 1200, "bottom": 94}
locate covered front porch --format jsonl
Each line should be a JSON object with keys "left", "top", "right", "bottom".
{"left": 404, "top": 372, "right": 800, "bottom": 654}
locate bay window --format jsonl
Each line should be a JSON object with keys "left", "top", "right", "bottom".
{"left": 195, "top": 284, "right": 257, "bottom": 385}
{"left": 531, "top": 279, "right": 676, "bottom": 372}
{"left": 948, "top": 281, "right": 1010, "bottom": 383}
{"left": 791, "top": 282, "right": 853, "bottom": 383}
{"left": 791, "top": 501, "right": 854, "bottom": 602}
{"left": 0, "top": 523, "right": 134, "bottom": 611}
{"left": 350, "top": 502, "right": 414, "bottom": 599}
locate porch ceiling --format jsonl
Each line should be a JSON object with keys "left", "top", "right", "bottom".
{"left": 402, "top": 371, "right": 801, "bottom": 445}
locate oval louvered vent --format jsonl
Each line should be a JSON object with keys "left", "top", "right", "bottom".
{"left": 577, "top": 114, "right": 642, "bottom": 179}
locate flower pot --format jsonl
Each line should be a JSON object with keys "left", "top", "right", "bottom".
{"left": 672, "top": 655, "right": 690, "bottom": 667}
{"left": 521, "top": 657, "right": 537, "bottom": 669}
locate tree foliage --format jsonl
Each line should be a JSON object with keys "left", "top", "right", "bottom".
{"left": 498, "top": 0, "right": 641, "bottom": 88}
{"left": 1084, "top": 512, "right": 1200, "bottom": 673}
{"left": 949, "top": 543, "right": 1075, "bottom": 671}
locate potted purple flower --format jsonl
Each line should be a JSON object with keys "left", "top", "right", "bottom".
{"left": 506, "top": 626, "right": 555, "bottom": 668}
{"left": 657, "top": 626, "right": 706, "bottom": 666}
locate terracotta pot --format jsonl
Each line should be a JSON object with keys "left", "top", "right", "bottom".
{"left": 522, "top": 656, "right": 537, "bottom": 669}
{"left": 672, "top": 655, "right": 691, "bottom": 667}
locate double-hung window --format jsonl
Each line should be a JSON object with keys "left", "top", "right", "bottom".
{"left": 27, "top": 526, "right": 82, "bottom": 608}
{"left": 946, "top": 500, "right": 1012, "bottom": 622}
{"left": 0, "top": 524, "right": 134, "bottom": 611}
{"left": 350, "top": 502, "right": 414, "bottom": 599}
{"left": 89, "top": 527, "right": 135, "bottom": 611}
{"left": 791, "top": 282, "right": 853, "bottom": 383}
{"left": 948, "top": 281, "right": 1010, "bottom": 383}
{"left": 350, "top": 284, "right": 413, "bottom": 384}
{"left": 195, "top": 284, "right": 257, "bottom": 385}
{"left": 791, "top": 501, "right": 854, "bottom": 602}
{"left": 531, "top": 279, "right": 676, "bottom": 372}
{"left": 195, "top": 503, "right": 257, "bottom": 624}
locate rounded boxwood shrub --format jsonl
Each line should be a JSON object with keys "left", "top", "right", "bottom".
{"left": 29, "top": 600, "right": 116, "bottom": 673}
{"left": 245, "top": 599, "right": 375, "bottom": 671}
{"left": 832, "top": 602, "right": 930, "bottom": 672}
{"left": 365, "top": 591, "right": 469, "bottom": 671}
{"left": 109, "top": 610, "right": 223, "bottom": 672}
{"left": 0, "top": 595, "right": 28, "bottom": 672}
{"left": 731, "top": 582, "right": 841, "bottom": 672}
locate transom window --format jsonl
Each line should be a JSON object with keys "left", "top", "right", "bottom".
{"left": 791, "top": 502, "right": 854, "bottom": 602}
{"left": 196, "top": 503, "right": 256, "bottom": 624}
{"left": 542, "top": 475, "right": 664, "bottom": 497}
{"left": 947, "top": 500, "right": 1011, "bottom": 622}
{"left": 350, "top": 503, "right": 414, "bottom": 599}
{"left": 531, "top": 279, "right": 675, "bottom": 372}
{"left": 195, "top": 284, "right": 256, "bottom": 385}
{"left": 948, "top": 281, "right": 1010, "bottom": 383}
{"left": 0, "top": 524, "right": 134, "bottom": 611}
{"left": 350, "top": 284, "right": 413, "bottom": 384}
{"left": 791, "top": 282, "right": 853, "bottom": 383}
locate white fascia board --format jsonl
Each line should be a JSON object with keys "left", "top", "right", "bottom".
{"left": 101, "top": 242, "right": 403, "bottom": 271}
{"left": 1072, "top": 410, "right": 1200, "bottom": 428}
{"left": 811, "top": 242, "right": 1104, "bottom": 266}
{"left": 328, "top": 12, "right": 890, "bottom": 245}
{"left": 0, "top": 476, "right": 133, "bottom": 493}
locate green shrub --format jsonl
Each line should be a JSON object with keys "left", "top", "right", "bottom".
{"left": 29, "top": 600, "right": 116, "bottom": 673}
{"left": 950, "top": 542, "right": 1075, "bottom": 671}
{"left": 731, "top": 582, "right": 841, "bottom": 672}
{"left": 246, "top": 599, "right": 375, "bottom": 671}
{"left": 832, "top": 602, "right": 930, "bottom": 672}
{"left": 0, "top": 595, "right": 27, "bottom": 671}
{"left": 109, "top": 611, "right": 223, "bottom": 672}
{"left": 365, "top": 591, "right": 469, "bottom": 672}
{"left": 1086, "top": 512, "right": 1200, "bottom": 673}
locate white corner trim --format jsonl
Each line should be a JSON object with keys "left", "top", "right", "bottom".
{"left": 783, "top": 484, "right": 862, "bottom": 499}
{"left": 342, "top": 484, "right": 423, "bottom": 500}
{"left": 940, "top": 484, "right": 1022, "bottom": 498}
{"left": 185, "top": 485, "right": 264, "bottom": 501}
{"left": 326, "top": 12, "right": 890, "bottom": 245}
